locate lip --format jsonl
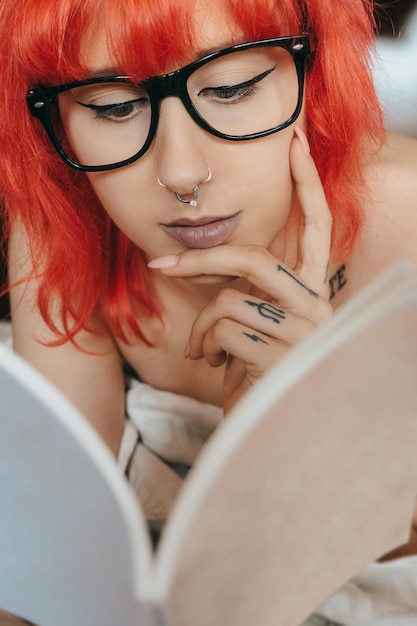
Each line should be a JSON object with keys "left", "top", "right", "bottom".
{"left": 160, "top": 212, "right": 242, "bottom": 248}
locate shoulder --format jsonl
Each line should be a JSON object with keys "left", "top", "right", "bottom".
{"left": 358, "top": 132, "right": 417, "bottom": 268}
{"left": 364, "top": 132, "right": 417, "bottom": 223}
{"left": 334, "top": 132, "right": 417, "bottom": 301}
{"left": 369, "top": 132, "right": 417, "bottom": 194}
{"left": 8, "top": 222, "right": 126, "bottom": 455}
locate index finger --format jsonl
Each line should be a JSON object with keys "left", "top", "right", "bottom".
{"left": 147, "top": 244, "right": 325, "bottom": 312}
{"left": 290, "top": 127, "right": 332, "bottom": 297}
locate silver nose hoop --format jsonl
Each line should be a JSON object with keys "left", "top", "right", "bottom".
{"left": 158, "top": 169, "right": 212, "bottom": 208}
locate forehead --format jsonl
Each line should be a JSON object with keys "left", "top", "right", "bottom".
{"left": 82, "top": 1, "right": 243, "bottom": 77}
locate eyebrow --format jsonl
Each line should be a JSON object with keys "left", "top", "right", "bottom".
{"left": 88, "top": 68, "right": 125, "bottom": 79}
{"left": 86, "top": 39, "right": 243, "bottom": 80}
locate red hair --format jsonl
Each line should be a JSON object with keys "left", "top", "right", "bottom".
{"left": 0, "top": 0, "right": 384, "bottom": 343}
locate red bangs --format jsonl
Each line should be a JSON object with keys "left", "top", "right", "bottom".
{"left": 91, "top": 0, "right": 300, "bottom": 81}
{"left": 8, "top": 0, "right": 196, "bottom": 87}
{"left": 103, "top": 0, "right": 195, "bottom": 80}
{"left": 224, "top": 0, "right": 301, "bottom": 40}
{"left": 9, "top": 0, "right": 99, "bottom": 85}
{"left": 9, "top": 0, "right": 302, "bottom": 87}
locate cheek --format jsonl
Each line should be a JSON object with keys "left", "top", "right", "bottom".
{"left": 238, "top": 130, "right": 294, "bottom": 238}
{"left": 87, "top": 170, "right": 150, "bottom": 236}
{"left": 245, "top": 126, "right": 293, "bottom": 188}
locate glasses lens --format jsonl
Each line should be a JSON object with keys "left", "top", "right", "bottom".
{"left": 187, "top": 45, "right": 299, "bottom": 137}
{"left": 52, "top": 81, "right": 152, "bottom": 168}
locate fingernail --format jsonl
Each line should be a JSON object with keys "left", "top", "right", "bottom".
{"left": 147, "top": 255, "right": 179, "bottom": 269}
{"left": 294, "top": 126, "right": 310, "bottom": 156}
{"left": 184, "top": 341, "right": 191, "bottom": 359}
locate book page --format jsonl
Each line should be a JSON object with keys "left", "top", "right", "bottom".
{"left": 0, "top": 345, "right": 154, "bottom": 626}
{"left": 164, "top": 303, "right": 417, "bottom": 626}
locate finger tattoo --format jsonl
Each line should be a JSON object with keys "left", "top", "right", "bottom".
{"left": 244, "top": 300, "right": 286, "bottom": 324}
{"left": 243, "top": 333, "right": 269, "bottom": 345}
{"left": 277, "top": 265, "right": 319, "bottom": 299}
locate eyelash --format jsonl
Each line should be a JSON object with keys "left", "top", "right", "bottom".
{"left": 78, "top": 98, "right": 149, "bottom": 123}
{"left": 200, "top": 84, "right": 258, "bottom": 102}
{"left": 198, "top": 67, "right": 274, "bottom": 103}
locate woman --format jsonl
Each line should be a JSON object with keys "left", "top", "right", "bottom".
{"left": 1, "top": 0, "right": 417, "bottom": 620}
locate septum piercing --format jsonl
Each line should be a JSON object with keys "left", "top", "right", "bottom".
{"left": 175, "top": 186, "right": 200, "bottom": 207}
{"left": 157, "top": 168, "right": 212, "bottom": 208}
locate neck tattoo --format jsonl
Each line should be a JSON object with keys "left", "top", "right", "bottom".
{"left": 329, "top": 264, "right": 347, "bottom": 300}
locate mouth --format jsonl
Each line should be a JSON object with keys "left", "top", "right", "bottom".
{"left": 160, "top": 212, "right": 242, "bottom": 249}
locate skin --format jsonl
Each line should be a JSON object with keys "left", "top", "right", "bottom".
{"left": 8, "top": 0, "right": 417, "bottom": 556}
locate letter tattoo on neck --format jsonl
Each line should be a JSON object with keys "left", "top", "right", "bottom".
{"left": 329, "top": 264, "right": 347, "bottom": 300}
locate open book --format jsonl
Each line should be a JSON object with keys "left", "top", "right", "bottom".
{"left": 2, "top": 260, "right": 417, "bottom": 626}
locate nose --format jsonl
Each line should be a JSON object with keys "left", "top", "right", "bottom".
{"left": 154, "top": 97, "right": 210, "bottom": 197}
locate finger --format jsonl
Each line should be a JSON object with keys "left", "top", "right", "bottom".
{"left": 198, "top": 316, "right": 286, "bottom": 373}
{"left": 147, "top": 245, "right": 327, "bottom": 310}
{"left": 290, "top": 127, "right": 332, "bottom": 297}
{"left": 187, "top": 288, "right": 316, "bottom": 359}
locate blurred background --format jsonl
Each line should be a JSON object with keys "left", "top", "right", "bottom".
{"left": 0, "top": 1, "right": 417, "bottom": 320}
{"left": 378, "top": 0, "right": 416, "bottom": 35}
{"left": 375, "top": 0, "right": 417, "bottom": 137}
{"left": 0, "top": 240, "right": 7, "bottom": 320}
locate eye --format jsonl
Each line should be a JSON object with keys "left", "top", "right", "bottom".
{"left": 77, "top": 98, "right": 150, "bottom": 122}
{"left": 200, "top": 84, "right": 257, "bottom": 101}
{"left": 197, "top": 66, "right": 275, "bottom": 103}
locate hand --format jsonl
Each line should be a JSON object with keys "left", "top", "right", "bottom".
{"left": 148, "top": 128, "right": 333, "bottom": 412}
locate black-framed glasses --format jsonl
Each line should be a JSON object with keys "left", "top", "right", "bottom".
{"left": 27, "top": 35, "right": 310, "bottom": 172}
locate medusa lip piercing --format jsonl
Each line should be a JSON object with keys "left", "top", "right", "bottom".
{"left": 157, "top": 169, "right": 212, "bottom": 208}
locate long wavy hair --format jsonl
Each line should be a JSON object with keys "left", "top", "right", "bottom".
{"left": 0, "top": 0, "right": 384, "bottom": 343}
